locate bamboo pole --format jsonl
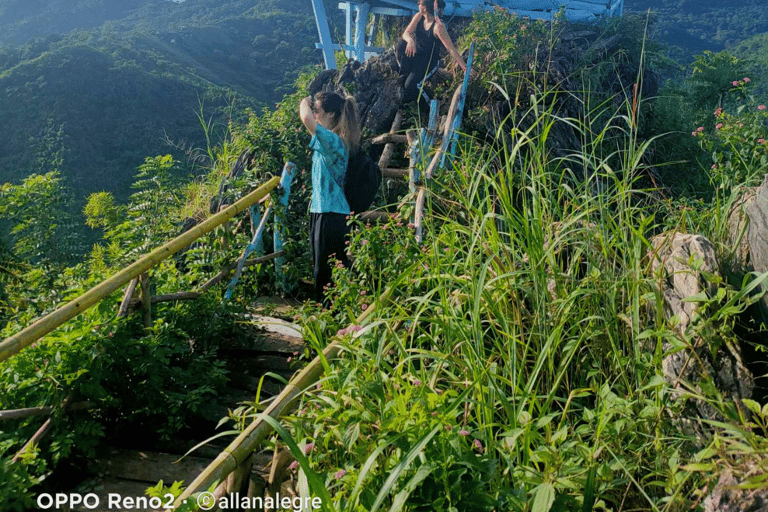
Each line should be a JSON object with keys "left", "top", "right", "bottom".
{"left": 414, "top": 187, "right": 427, "bottom": 243}
{"left": 140, "top": 273, "right": 151, "bottom": 328}
{"left": 173, "top": 287, "right": 390, "bottom": 510}
{"left": 372, "top": 133, "right": 407, "bottom": 145}
{"left": 0, "top": 401, "right": 93, "bottom": 422}
{"left": 382, "top": 168, "right": 409, "bottom": 179}
{"left": 0, "top": 175, "right": 281, "bottom": 362}
{"left": 426, "top": 86, "right": 462, "bottom": 179}
{"left": 139, "top": 251, "right": 287, "bottom": 307}
{"left": 12, "top": 396, "right": 73, "bottom": 462}
{"left": 377, "top": 109, "right": 403, "bottom": 170}
{"left": 117, "top": 278, "right": 139, "bottom": 318}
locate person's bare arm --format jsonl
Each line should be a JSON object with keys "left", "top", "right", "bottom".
{"left": 402, "top": 13, "right": 423, "bottom": 57}
{"left": 299, "top": 96, "right": 316, "bottom": 136}
{"left": 434, "top": 19, "right": 467, "bottom": 73}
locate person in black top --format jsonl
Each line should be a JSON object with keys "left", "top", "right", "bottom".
{"left": 396, "top": 0, "right": 469, "bottom": 103}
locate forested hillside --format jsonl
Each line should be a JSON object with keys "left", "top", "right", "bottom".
{"left": 0, "top": 0, "right": 318, "bottom": 208}
{"left": 626, "top": 0, "right": 768, "bottom": 59}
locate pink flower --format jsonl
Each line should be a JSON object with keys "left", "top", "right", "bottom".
{"left": 303, "top": 443, "right": 315, "bottom": 454}
{"left": 711, "top": 164, "right": 718, "bottom": 170}
{"left": 334, "top": 469, "right": 346, "bottom": 480}
{"left": 361, "top": 304, "right": 368, "bottom": 311}
{"left": 697, "top": 126, "right": 704, "bottom": 132}
{"left": 715, "top": 123, "right": 723, "bottom": 129}
{"left": 361, "top": 239, "right": 369, "bottom": 245}
{"left": 732, "top": 80, "right": 739, "bottom": 86}
{"left": 473, "top": 439, "right": 484, "bottom": 451}
{"left": 744, "top": 77, "right": 751, "bottom": 82}
{"left": 691, "top": 131, "right": 697, "bottom": 136}
{"left": 413, "top": 379, "right": 422, "bottom": 386}
{"left": 758, "top": 139, "right": 765, "bottom": 144}
{"left": 289, "top": 460, "right": 299, "bottom": 470}
{"left": 459, "top": 429, "right": 470, "bottom": 436}
{"left": 758, "top": 105, "right": 766, "bottom": 111}
{"left": 350, "top": 325, "right": 362, "bottom": 332}
{"left": 714, "top": 107, "right": 723, "bottom": 117}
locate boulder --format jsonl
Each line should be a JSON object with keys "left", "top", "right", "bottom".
{"left": 648, "top": 232, "right": 754, "bottom": 437}
{"left": 703, "top": 469, "right": 768, "bottom": 512}
{"left": 727, "top": 175, "right": 768, "bottom": 325}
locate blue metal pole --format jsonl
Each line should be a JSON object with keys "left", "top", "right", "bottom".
{"left": 354, "top": 2, "right": 369, "bottom": 62}
{"left": 224, "top": 205, "right": 272, "bottom": 300}
{"left": 273, "top": 162, "right": 295, "bottom": 295}
{"left": 311, "top": 0, "right": 336, "bottom": 69}
{"left": 443, "top": 42, "right": 475, "bottom": 168}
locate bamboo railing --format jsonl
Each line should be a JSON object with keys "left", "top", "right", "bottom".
{"left": 0, "top": 174, "right": 281, "bottom": 362}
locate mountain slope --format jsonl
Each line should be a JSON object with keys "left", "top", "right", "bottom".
{"left": 0, "top": 0, "right": 318, "bottom": 206}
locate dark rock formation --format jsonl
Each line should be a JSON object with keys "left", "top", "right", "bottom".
{"left": 307, "top": 53, "right": 404, "bottom": 135}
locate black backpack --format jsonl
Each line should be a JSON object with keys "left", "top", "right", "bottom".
{"left": 344, "top": 149, "right": 382, "bottom": 213}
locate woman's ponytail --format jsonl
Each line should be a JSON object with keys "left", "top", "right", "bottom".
{"left": 339, "top": 96, "right": 361, "bottom": 155}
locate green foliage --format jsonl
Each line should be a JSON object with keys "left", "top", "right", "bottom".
{"left": 689, "top": 51, "right": 751, "bottom": 108}
{"left": 694, "top": 81, "right": 768, "bottom": 191}
{"left": 0, "top": 171, "right": 82, "bottom": 264}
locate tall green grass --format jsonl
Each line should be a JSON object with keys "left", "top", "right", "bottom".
{"left": 239, "top": 81, "right": 767, "bottom": 511}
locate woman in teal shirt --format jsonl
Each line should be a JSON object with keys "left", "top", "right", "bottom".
{"left": 299, "top": 92, "right": 360, "bottom": 305}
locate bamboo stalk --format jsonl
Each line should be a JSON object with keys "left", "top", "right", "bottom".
{"left": 173, "top": 287, "right": 390, "bottom": 510}
{"left": 407, "top": 130, "right": 420, "bottom": 194}
{"left": 382, "top": 168, "right": 409, "bottom": 178}
{"left": 0, "top": 401, "right": 93, "bottom": 422}
{"left": 414, "top": 187, "right": 427, "bottom": 243}
{"left": 117, "top": 278, "right": 139, "bottom": 318}
{"left": 199, "top": 251, "right": 286, "bottom": 293}
{"left": 371, "top": 133, "right": 407, "bottom": 145}
{"left": 358, "top": 211, "right": 392, "bottom": 223}
{"left": 0, "top": 176, "right": 281, "bottom": 362}
{"left": 377, "top": 109, "right": 403, "bottom": 170}
{"left": 128, "top": 251, "right": 287, "bottom": 307}
{"left": 150, "top": 292, "right": 201, "bottom": 303}
{"left": 140, "top": 273, "right": 151, "bottom": 328}
{"left": 426, "top": 86, "right": 462, "bottom": 179}
{"left": 12, "top": 396, "right": 73, "bottom": 462}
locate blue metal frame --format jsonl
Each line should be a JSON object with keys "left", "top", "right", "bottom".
{"left": 313, "top": 0, "right": 625, "bottom": 68}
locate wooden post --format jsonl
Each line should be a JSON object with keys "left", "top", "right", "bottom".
{"left": 0, "top": 175, "right": 280, "bottom": 362}
{"left": 139, "top": 273, "right": 151, "bottom": 328}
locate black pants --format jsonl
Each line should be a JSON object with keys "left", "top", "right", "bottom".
{"left": 396, "top": 39, "right": 440, "bottom": 103}
{"left": 309, "top": 212, "right": 350, "bottom": 305}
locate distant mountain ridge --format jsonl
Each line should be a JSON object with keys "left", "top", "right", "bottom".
{"left": 0, "top": 0, "right": 318, "bottom": 207}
